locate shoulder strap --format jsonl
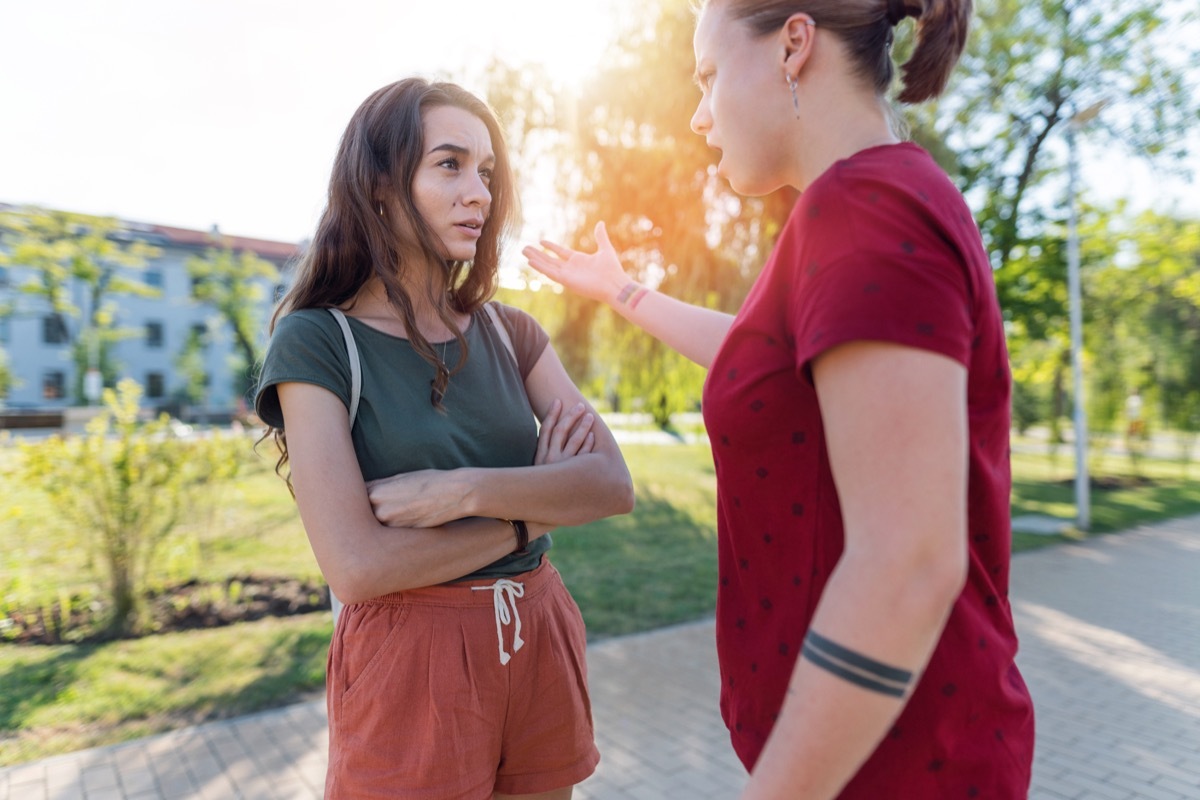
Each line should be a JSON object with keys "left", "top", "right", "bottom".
{"left": 326, "top": 308, "right": 361, "bottom": 428}
{"left": 483, "top": 301, "right": 519, "bottom": 370}
{"left": 322, "top": 307, "right": 358, "bottom": 627}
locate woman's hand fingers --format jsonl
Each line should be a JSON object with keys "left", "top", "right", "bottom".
{"left": 593, "top": 221, "right": 614, "bottom": 254}
{"left": 539, "top": 239, "right": 576, "bottom": 260}
{"left": 561, "top": 411, "right": 595, "bottom": 457}
{"left": 521, "top": 221, "right": 627, "bottom": 304}
{"left": 535, "top": 399, "right": 562, "bottom": 466}
{"left": 535, "top": 400, "right": 595, "bottom": 465}
{"left": 546, "top": 402, "right": 585, "bottom": 458}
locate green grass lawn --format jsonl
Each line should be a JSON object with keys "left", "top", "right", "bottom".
{"left": 2, "top": 436, "right": 1198, "bottom": 766}
{"left": 1009, "top": 443, "right": 1200, "bottom": 550}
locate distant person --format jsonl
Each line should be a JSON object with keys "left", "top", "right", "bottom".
{"left": 256, "top": 77, "right": 634, "bottom": 799}
{"left": 1126, "top": 388, "right": 1145, "bottom": 440}
{"left": 524, "top": 0, "right": 1034, "bottom": 796}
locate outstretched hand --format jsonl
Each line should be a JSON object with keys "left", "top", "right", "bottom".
{"left": 522, "top": 221, "right": 628, "bottom": 304}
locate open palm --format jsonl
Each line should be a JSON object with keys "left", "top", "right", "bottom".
{"left": 522, "top": 221, "right": 628, "bottom": 303}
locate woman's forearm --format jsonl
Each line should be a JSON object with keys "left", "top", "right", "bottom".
{"left": 740, "top": 549, "right": 965, "bottom": 799}
{"left": 457, "top": 450, "right": 634, "bottom": 526}
{"left": 321, "top": 516, "right": 550, "bottom": 603}
{"left": 606, "top": 283, "right": 734, "bottom": 369}
{"left": 522, "top": 226, "right": 734, "bottom": 369}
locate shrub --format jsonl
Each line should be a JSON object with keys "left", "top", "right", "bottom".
{"left": 12, "top": 379, "right": 243, "bottom": 635}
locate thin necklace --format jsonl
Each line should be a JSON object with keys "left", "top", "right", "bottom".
{"left": 430, "top": 336, "right": 450, "bottom": 406}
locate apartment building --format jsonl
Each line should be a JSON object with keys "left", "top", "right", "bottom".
{"left": 0, "top": 205, "right": 300, "bottom": 419}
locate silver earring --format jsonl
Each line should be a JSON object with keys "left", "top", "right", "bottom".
{"left": 787, "top": 76, "right": 800, "bottom": 119}
{"left": 378, "top": 202, "right": 384, "bottom": 217}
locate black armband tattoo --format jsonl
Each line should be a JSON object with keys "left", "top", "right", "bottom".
{"left": 801, "top": 630, "right": 914, "bottom": 698}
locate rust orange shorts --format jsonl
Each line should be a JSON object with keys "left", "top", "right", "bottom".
{"left": 325, "top": 558, "right": 599, "bottom": 798}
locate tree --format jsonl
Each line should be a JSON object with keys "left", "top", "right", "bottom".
{"left": 907, "top": 0, "right": 1200, "bottom": 310}
{"left": 0, "top": 348, "right": 14, "bottom": 403}
{"left": 173, "top": 325, "right": 210, "bottom": 408}
{"left": 186, "top": 246, "right": 280, "bottom": 401}
{"left": 488, "top": 1, "right": 795, "bottom": 422}
{"left": 896, "top": 0, "right": 1199, "bottom": 443}
{"left": 0, "top": 206, "right": 161, "bottom": 402}
{"left": 1121, "top": 210, "right": 1200, "bottom": 472}
{"left": 14, "top": 379, "right": 243, "bottom": 635}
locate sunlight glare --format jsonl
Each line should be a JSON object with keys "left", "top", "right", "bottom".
{"left": 456, "top": 0, "right": 623, "bottom": 92}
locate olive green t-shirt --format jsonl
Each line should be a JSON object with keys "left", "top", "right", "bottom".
{"left": 254, "top": 302, "right": 551, "bottom": 581}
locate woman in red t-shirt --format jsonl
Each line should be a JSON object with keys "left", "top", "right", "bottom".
{"left": 524, "top": 0, "right": 1035, "bottom": 797}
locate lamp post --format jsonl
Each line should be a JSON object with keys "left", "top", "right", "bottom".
{"left": 1065, "top": 99, "right": 1106, "bottom": 531}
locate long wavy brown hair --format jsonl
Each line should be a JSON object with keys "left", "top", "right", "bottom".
{"left": 261, "top": 78, "right": 519, "bottom": 485}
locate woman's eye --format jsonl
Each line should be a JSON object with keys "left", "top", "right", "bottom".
{"left": 439, "top": 157, "right": 460, "bottom": 170}
{"left": 699, "top": 72, "right": 714, "bottom": 91}
{"left": 479, "top": 168, "right": 493, "bottom": 184}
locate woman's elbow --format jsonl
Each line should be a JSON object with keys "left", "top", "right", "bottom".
{"left": 605, "top": 460, "right": 636, "bottom": 515}
{"left": 917, "top": 541, "right": 969, "bottom": 611}
{"left": 613, "top": 475, "right": 636, "bottom": 515}
{"left": 319, "top": 547, "right": 395, "bottom": 605}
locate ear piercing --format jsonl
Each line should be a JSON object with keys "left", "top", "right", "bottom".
{"left": 787, "top": 75, "right": 800, "bottom": 119}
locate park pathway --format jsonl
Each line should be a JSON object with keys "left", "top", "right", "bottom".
{"left": 1, "top": 514, "right": 1198, "bottom": 799}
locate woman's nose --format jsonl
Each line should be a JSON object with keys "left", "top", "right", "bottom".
{"left": 464, "top": 173, "right": 491, "bottom": 206}
{"left": 690, "top": 98, "right": 711, "bottom": 136}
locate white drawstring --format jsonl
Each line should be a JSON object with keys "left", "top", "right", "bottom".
{"left": 472, "top": 579, "right": 526, "bottom": 665}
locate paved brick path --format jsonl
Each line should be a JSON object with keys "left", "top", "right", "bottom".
{"left": 2, "top": 515, "right": 1198, "bottom": 799}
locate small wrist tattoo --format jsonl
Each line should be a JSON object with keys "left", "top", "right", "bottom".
{"left": 616, "top": 282, "right": 640, "bottom": 305}
{"left": 627, "top": 287, "right": 649, "bottom": 309}
{"left": 801, "top": 630, "right": 914, "bottom": 698}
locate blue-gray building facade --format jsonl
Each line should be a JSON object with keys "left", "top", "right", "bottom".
{"left": 0, "top": 206, "right": 299, "bottom": 418}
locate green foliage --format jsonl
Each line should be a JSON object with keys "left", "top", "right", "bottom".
{"left": 0, "top": 206, "right": 162, "bottom": 403}
{"left": 912, "top": 0, "right": 1200, "bottom": 280}
{"left": 172, "top": 325, "right": 210, "bottom": 406}
{"left": 9, "top": 380, "right": 244, "bottom": 635}
{"left": 0, "top": 348, "right": 14, "bottom": 400}
{"left": 186, "top": 247, "right": 280, "bottom": 399}
{"left": 486, "top": 1, "right": 794, "bottom": 421}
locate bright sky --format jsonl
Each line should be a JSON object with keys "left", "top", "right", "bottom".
{"left": 0, "top": 0, "right": 624, "bottom": 244}
{"left": 1, "top": 1, "right": 1195, "bottom": 247}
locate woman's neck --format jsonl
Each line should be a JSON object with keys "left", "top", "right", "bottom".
{"left": 791, "top": 92, "right": 899, "bottom": 192}
{"left": 348, "top": 276, "right": 466, "bottom": 341}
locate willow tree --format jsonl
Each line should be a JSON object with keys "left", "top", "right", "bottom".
{"left": 489, "top": 1, "right": 795, "bottom": 422}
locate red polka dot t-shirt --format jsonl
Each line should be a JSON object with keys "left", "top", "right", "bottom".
{"left": 702, "top": 143, "right": 1034, "bottom": 797}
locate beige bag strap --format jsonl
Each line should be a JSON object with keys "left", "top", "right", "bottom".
{"left": 326, "top": 308, "right": 362, "bottom": 428}
{"left": 483, "top": 301, "right": 519, "bottom": 368}
{"left": 324, "top": 307, "right": 359, "bottom": 628}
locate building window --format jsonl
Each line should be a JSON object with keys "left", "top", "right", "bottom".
{"left": 42, "top": 314, "right": 69, "bottom": 345}
{"left": 43, "top": 371, "right": 66, "bottom": 400}
{"left": 146, "top": 372, "right": 165, "bottom": 399}
{"left": 144, "top": 269, "right": 164, "bottom": 289}
{"left": 0, "top": 316, "right": 9, "bottom": 345}
{"left": 0, "top": 265, "right": 9, "bottom": 287}
{"left": 146, "top": 321, "right": 164, "bottom": 348}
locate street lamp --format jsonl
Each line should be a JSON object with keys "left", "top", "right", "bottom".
{"left": 1065, "top": 99, "right": 1107, "bottom": 531}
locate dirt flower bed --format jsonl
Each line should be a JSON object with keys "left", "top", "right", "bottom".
{"left": 1, "top": 576, "right": 330, "bottom": 645}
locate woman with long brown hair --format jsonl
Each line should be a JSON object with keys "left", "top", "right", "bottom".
{"left": 524, "top": 1, "right": 1034, "bottom": 796}
{"left": 256, "top": 77, "right": 633, "bottom": 799}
